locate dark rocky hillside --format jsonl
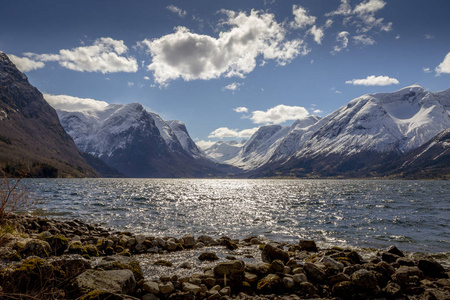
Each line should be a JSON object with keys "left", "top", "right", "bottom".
{"left": 0, "top": 53, "right": 97, "bottom": 177}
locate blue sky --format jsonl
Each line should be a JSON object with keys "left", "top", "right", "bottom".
{"left": 1, "top": 0, "right": 450, "bottom": 147}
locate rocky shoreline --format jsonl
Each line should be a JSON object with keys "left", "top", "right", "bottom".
{"left": 0, "top": 213, "right": 449, "bottom": 299}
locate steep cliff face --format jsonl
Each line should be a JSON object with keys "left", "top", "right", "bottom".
{"left": 0, "top": 53, "right": 97, "bottom": 177}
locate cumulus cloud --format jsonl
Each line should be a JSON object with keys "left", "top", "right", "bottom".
{"left": 26, "top": 38, "right": 138, "bottom": 74}
{"left": 423, "top": 67, "right": 431, "bottom": 74}
{"left": 44, "top": 94, "right": 109, "bottom": 111}
{"left": 251, "top": 104, "right": 310, "bottom": 124}
{"left": 234, "top": 106, "right": 248, "bottom": 113}
{"left": 195, "top": 140, "right": 217, "bottom": 150}
{"left": 143, "top": 76, "right": 150, "bottom": 80}
{"left": 291, "top": 5, "right": 316, "bottom": 29}
{"left": 208, "top": 126, "right": 259, "bottom": 139}
{"left": 353, "top": 0, "right": 392, "bottom": 33}
{"left": 8, "top": 54, "right": 45, "bottom": 72}
{"left": 333, "top": 31, "right": 349, "bottom": 52}
{"left": 225, "top": 82, "right": 243, "bottom": 91}
{"left": 353, "top": 34, "right": 376, "bottom": 45}
{"left": 436, "top": 52, "right": 450, "bottom": 75}
{"left": 166, "top": 5, "right": 186, "bottom": 18}
{"left": 325, "top": 0, "right": 352, "bottom": 17}
{"left": 313, "top": 109, "right": 323, "bottom": 114}
{"left": 309, "top": 25, "right": 324, "bottom": 44}
{"left": 141, "top": 10, "right": 307, "bottom": 85}
{"left": 345, "top": 75, "right": 399, "bottom": 86}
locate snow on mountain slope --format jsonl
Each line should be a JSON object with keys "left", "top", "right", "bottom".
{"left": 295, "top": 85, "right": 450, "bottom": 159}
{"left": 167, "top": 120, "right": 203, "bottom": 158}
{"left": 148, "top": 112, "right": 185, "bottom": 153}
{"left": 201, "top": 140, "right": 244, "bottom": 163}
{"left": 228, "top": 115, "right": 321, "bottom": 170}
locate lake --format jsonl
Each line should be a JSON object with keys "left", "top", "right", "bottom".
{"left": 25, "top": 178, "right": 449, "bottom": 254}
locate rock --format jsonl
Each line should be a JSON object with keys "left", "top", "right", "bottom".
{"left": 299, "top": 240, "right": 318, "bottom": 252}
{"left": 179, "top": 261, "right": 193, "bottom": 269}
{"left": 386, "top": 245, "right": 405, "bottom": 257}
{"left": 257, "top": 274, "right": 283, "bottom": 294}
{"left": 214, "top": 260, "right": 245, "bottom": 276}
{"left": 68, "top": 269, "right": 136, "bottom": 298}
{"left": 203, "top": 277, "right": 216, "bottom": 287}
{"left": 381, "top": 251, "right": 400, "bottom": 263}
{"left": 45, "top": 235, "right": 69, "bottom": 256}
{"left": 283, "top": 277, "right": 295, "bottom": 289}
{"left": 298, "top": 281, "right": 318, "bottom": 298}
{"left": 303, "top": 262, "right": 327, "bottom": 282}
{"left": 332, "top": 281, "right": 355, "bottom": 298}
{"left": 382, "top": 281, "right": 402, "bottom": 297}
{"left": 182, "top": 282, "right": 201, "bottom": 295}
{"left": 79, "top": 291, "right": 140, "bottom": 299}
{"left": 244, "top": 272, "right": 258, "bottom": 283}
{"left": 134, "top": 243, "right": 147, "bottom": 253}
{"left": 166, "top": 240, "right": 177, "bottom": 251}
{"left": 159, "top": 282, "right": 175, "bottom": 294}
{"left": 392, "top": 266, "right": 424, "bottom": 287}
{"left": 328, "top": 273, "right": 350, "bottom": 285}
{"left": 261, "top": 243, "right": 289, "bottom": 263}
{"left": 293, "top": 273, "right": 308, "bottom": 283}
{"left": 396, "top": 257, "right": 415, "bottom": 266}
{"left": 142, "top": 294, "right": 159, "bottom": 300}
{"left": 219, "top": 286, "right": 231, "bottom": 296}
{"left": 270, "top": 259, "right": 285, "bottom": 273}
{"left": 21, "top": 238, "right": 51, "bottom": 258}
{"left": 224, "top": 239, "right": 238, "bottom": 250}
{"left": 135, "top": 234, "right": 146, "bottom": 245}
{"left": 143, "top": 281, "right": 160, "bottom": 294}
{"left": 1, "top": 257, "right": 58, "bottom": 293}
{"left": 199, "top": 252, "right": 219, "bottom": 261}
{"left": 154, "top": 259, "right": 173, "bottom": 267}
{"left": 250, "top": 238, "right": 263, "bottom": 245}
{"left": 351, "top": 269, "right": 379, "bottom": 292}
{"left": 197, "top": 235, "right": 214, "bottom": 245}
{"left": 181, "top": 234, "right": 196, "bottom": 248}
{"left": 321, "top": 256, "right": 344, "bottom": 272}
{"left": 168, "top": 291, "right": 194, "bottom": 300}
{"left": 418, "top": 259, "right": 447, "bottom": 278}
{"left": 96, "top": 255, "right": 144, "bottom": 281}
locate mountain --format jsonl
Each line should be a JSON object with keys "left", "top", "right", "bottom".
{"left": 0, "top": 53, "right": 97, "bottom": 178}
{"left": 246, "top": 85, "right": 450, "bottom": 178}
{"left": 52, "top": 101, "right": 237, "bottom": 178}
{"left": 385, "top": 128, "right": 450, "bottom": 179}
{"left": 200, "top": 140, "right": 245, "bottom": 163}
{"left": 227, "top": 115, "right": 321, "bottom": 170}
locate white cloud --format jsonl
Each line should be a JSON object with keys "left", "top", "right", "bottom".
{"left": 128, "top": 81, "right": 134, "bottom": 87}
{"left": 291, "top": 5, "right": 316, "bottom": 29}
{"left": 333, "top": 31, "right": 349, "bottom": 53}
{"left": 326, "top": 0, "right": 352, "bottom": 17}
{"left": 425, "top": 34, "right": 435, "bottom": 40}
{"left": 208, "top": 126, "right": 259, "bottom": 139}
{"left": 44, "top": 94, "right": 109, "bottom": 111}
{"left": 143, "top": 76, "right": 150, "bottom": 80}
{"left": 345, "top": 75, "right": 399, "bottom": 86}
{"left": 353, "top": 34, "right": 376, "bottom": 45}
{"left": 395, "top": 35, "right": 401, "bottom": 40}
{"left": 327, "top": 0, "right": 391, "bottom": 43}
{"left": 436, "top": 52, "right": 450, "bottom": 75}
{"left": 8, "top": 54, "right": 45, "bottom": 72}
{"left": 166, "top": 5, "right": 186, "bottom": 18}
{"left": 313, "top": 109, "right": 323, "bottom": 114}
{"left": 423, "top": 67, "right": 431, "bottom": 74}
{"left": 26, "top": 37, "right": 138, "bottom": 74}
{"left": 225, "top": 82, "right": 243, "bottom": 91}
{"left": 251, "top": 104, "right": 310, "bottom": 124}
{"left": 195, "top": 140, "right": 217, "bottom": 150}
{"left": 142, "top": 10, "right": 307, "bottom": 85}
{"left": 233, "top": 107, "right": 248, "bottom": 113}
{"left": 309, "top": 25, "right": 324, "bottom": 44}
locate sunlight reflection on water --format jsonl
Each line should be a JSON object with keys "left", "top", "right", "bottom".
{"left": 25, "top": 178, "right": 450, "bottom": 253}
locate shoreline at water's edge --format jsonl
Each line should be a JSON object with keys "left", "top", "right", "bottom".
{"left": 1, "top": 213, "right": 449, "bottom": 299}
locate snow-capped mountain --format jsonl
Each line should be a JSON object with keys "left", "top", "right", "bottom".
{"left": 227, "top": 115, "right": 321, "bottom": 170}
{"left": 245, "top": 85, "right": 450, "bottom": 177}
{"left": 51, "top": 101, "right": 234, "bottom": 177}
{"left": 200, "top": 140, "right": 245, "bottom": 163}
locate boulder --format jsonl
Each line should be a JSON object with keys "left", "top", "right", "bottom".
{"left": 351, "top": 269, "right": 379, "bottom": 292}
{"left": 143, "top": 281, "right": 160, "bottom": 294}
{"left": 182, "top": 282, "right": 201, "bottom": 295}
{"left": 181, "top": 234, "right": 196, "bottom": 248}
{"left": 198, "top": 252, "right": 219, "bottom": 261}
{"left": 303, "top": 262, "right": 327, "bottom": 282}
{"left": 392, "top": 266, "right": 424, "bottom": 287}
{"left": 386, "top": 245, "right": 404, "bottom": 257}
{"left": 21, "top": 239, "right": 51, "bottom": 258}
{"left": 418, "top": 259, "right": 447, "bottom": 278}
{"left": 299, "top": 240, "right": 318, "bottom": 252}
{"left": 95, "top": 255, "right": 143, "bottom": 281}
{"left": 68, "top": 269, "right": 136, "bottom": 298}
{"left": 159, "top": 282, "right": 175, "bottom": 294}
{"left": 213, "top": 260, "right": 245, "bottom": 276}
{"left": 261, "top": 243, "right": 289, "bottom": 263}
{"left": 332, "top": 281, "right": 355, "bottom": 298}
{"left": 256, "top": 274, "right": 283, "bottom": 294}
